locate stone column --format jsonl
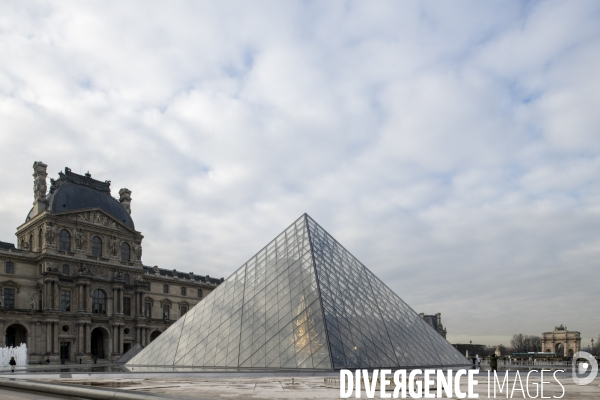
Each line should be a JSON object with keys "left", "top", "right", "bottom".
{"left": 46, "top": 322, "right": 51, "bottom": 354}
{"left": 77, "top": 323, "right": 83, "bottom": 354}
{"left": 84, "top": 284, "right": 88, "bottom": 312}
{"left": 112, "top": 326, "right": 118, "bottom": 355}
{"left": 44, "top": 281, "right": 49, "bottom": 310}
{"left": 79, "top": 285, "right": 84, "bottom": 311}
{"left": 53, "top": 322, "right": 59, "bottom": 354}
{"left": 107, "top": 327, "right": 113, "bottom": 358}
{"left": 29, "top": 322, "right": 36, "bottom": 354}
{"left": 119, "top": 289, "right": 124, "bottom": 314}
{"left": 118, "top": 325, "right": 124, "bottom": 355}
{"left": 107, "top": 295, "right": 113, "bottom": 317}
{"left": 84, "top": 323, "right": 91, "bottom": 355}
{"left": 35, "top": 321, "right": 42, "bottom": 354}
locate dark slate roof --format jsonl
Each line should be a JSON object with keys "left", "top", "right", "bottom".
{"left": 27, "top": 167, "right": 135, "bottom": 229}
{"left": 143, "top": 265, "right": 224, "bottom": 285}
{"left": 0, "top": 241, "right": 16, "bottom": 251}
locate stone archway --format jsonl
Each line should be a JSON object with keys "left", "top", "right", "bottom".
{"left": 90, "top": 327, "right": 110, "bottom": 359}
{"left": 5, "top": 324, "right": 27, "bottom": 347}
{"left": 149, "top": 330, "right": 161, "bottom": 343}
{"left": 555, "top": 343, "right": 564, "bottom": 357}
{"left": 567, "top": 349, "right": 574, "bottom": 357}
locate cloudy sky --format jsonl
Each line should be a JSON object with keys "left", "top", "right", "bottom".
{"left": 1, "top": 1, "right": 599, "bottom": 347}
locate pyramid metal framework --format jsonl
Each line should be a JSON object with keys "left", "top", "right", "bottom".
{"left": 128, "top": 214, "right": 468, "bottom": 369}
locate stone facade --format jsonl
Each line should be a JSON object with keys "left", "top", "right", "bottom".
{"left": 419, "top": 312, "right": 447, "bottom": 339}
{"left": 0, "top": 162, "right": 221, "bottom": 363}
{"left": 541, "top": 325, "right": 581, "bottom": 357}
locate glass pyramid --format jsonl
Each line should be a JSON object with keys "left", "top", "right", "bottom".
{"left": 128, "top": 214, "right": 468, "bottom": 369}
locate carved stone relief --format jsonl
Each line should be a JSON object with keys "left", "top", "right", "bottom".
{"left": 75, "top": 228, "right": 87, "bottom": 250}
{"left": 44, "top": 223, "right": 56, "bottom": 247}
{"left": 71, "top": 211, "right": 118, "bottom": 229}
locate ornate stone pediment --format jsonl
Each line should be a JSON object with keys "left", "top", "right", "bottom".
{"left": 1, "top": 280, "right": 21, "bottom": 293}
{"left": 66, "top": 209, "right": 119, "bottom": 229}
{"left": 60, "top": 209, "right": 136, "bottom": 232}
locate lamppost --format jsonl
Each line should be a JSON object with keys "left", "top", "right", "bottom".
{"left": 592, "top": 339, "right": 595, "bottom": 355}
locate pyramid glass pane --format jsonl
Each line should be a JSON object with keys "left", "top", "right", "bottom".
{"left": 306, "top": 215, "right": 467, "bottom": 368}
{"left": 129, "top": 214, "right": 467, "bottom": 370}
{"left": 129, "top": 215, "right": 333, "bottom": 369}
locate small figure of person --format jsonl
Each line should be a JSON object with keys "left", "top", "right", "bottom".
{"left": 45, "top": 357, "right": 50, "bottom": 364}
{"left": 9, "top": 357, "right": 16, "bottom": 373}
{"left": 472, "top": 356, "right": 476, "bottom": 369}
{"left": 476, "top": 354, "right": 481, "bottom": 368}
{"left": 490, "top": 353, "right": 499, "bottom": 372}
{"left": 78, "top": 357, "right": 82, "bottom": 364}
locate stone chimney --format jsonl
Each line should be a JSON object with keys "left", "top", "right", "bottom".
{"left": 119, "top": 188, "right": 132, "bottom": 214}
{"left": 436, "top": 313, "right": 442, "bottom": 326}
{"left": 32, "top": 161, "right": 48, "bottom": 215}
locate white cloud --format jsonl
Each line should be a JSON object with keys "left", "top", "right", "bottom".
{"left": 0, "top": 0, "right": 599, "bottom": 346}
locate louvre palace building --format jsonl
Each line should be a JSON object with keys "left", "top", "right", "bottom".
{"left": 0, "top": 162, "right": 221, "bottom": 363}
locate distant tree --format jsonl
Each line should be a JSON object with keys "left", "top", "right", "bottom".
{"left": 511, "top": 334, "right": 525, "bottom": 352}
{"left": 510, "top": 334, "right": 541, "bottom": 353}
{"left": 529, "top": 336, "right": 542, "bottom": 352}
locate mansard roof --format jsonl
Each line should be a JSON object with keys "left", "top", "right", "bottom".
{"left": 26, "top": 167, "right": 135, "bottom": 229}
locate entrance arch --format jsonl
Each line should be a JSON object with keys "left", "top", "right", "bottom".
{"left": 149, "top": 330, "right": 161, "bottom": 342}
{"left": 5, "top": 324, "right": 27, "bottom": 347}
{"left": 555, "top": 343, "right": 564, "bottom": 357}
{"left": 90, "top": 327, "right": 110, "bottom": 359}
{"left": 567, "top": 349, "right": 574, "bottom": 357}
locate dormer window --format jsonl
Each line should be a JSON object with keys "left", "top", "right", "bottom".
{"left": 59, "top": 229, "right": 71, "bottom": 251}
{"left": 91, "top": 236, "right": 102, "bottom": 257}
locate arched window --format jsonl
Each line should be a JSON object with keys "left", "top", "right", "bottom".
{"left": 29, "top": 234, "right": 33, "bottom": 250}
{"left": 38, "top": 229, "right": 43, "bottom": 251}
{"left": 121, "top": 242, "right": 130, "bottom": 262}
{"left": 91, "top": 236, "right": 102, "bottom": 257}
{"left": 92, "top": 289, "right": 106, "bottom": 314}
{"left": 59, "top": 230, "right": 71, "bottom": 251}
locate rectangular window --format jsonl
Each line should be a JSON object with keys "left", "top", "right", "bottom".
{"left": 181, "top": 305, "right": 188, "bottom": 316}
{"left": 4, "top": 288, "right": 15, "bottom": 309}
{"left": 5, "top": 261, "right": 14, "bottom": 274}
{"left": 163, "top": 284, "right": 169, "bottom": 294}
{"left": 60, "top": 290, "right": 70, "bottom": 312}
{"left": 144, "top": 302, "right": 152, "bottom": 318}
{"left": 198, "top": 289, "right": 202, "bottom": 298}
{"left": 123, "top": 297, "right": 131, "bottom": 316}
{"left": 181, "top": 287, "right": 186, "bottom": 296}
{"left": 62, "top": 264, "right": 69, "bottom": 276}
{"left": 163, "top": 304, "right": 169, "bottom": 320}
